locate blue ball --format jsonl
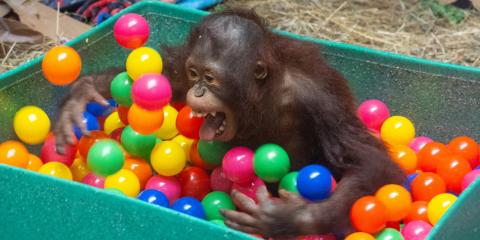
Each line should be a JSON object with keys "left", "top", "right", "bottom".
{"left": 86, "top": 99, "right": 117, "bottom": 117}
{"left": 74, "top": 112, "right": 100, "bottom": 140}
{"left": 297, "top": 164, "right": 332, "bottom": 201}
{"left": 476, "top": 165, "right": 480, "bottom": 170}
{"left": 403, "top": 173, "right": 419, "bottom": 192}
{"left": 137, "top": 189, "right": 169, "bottom": 207}
{"left": 171, "top": 197, "right": 206, "bottom": 219}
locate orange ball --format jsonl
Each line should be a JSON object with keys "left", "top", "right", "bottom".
{"left": 128, "top": 104, "right": 164, "bottom": 135}
{"left": 417, "top": 142, "right": 450, "bottom": 172}
{"left": 350, "top": 196, "right": 387, "bottom": 234}
{"left": 436, "top": 154, "right": 471, "bottom": 194}
{"left": 404, "top": 201, "right": 429, "bottom": 224}
{"left": 345, "top": 232, "right": 375, "bottom": 240}
{"left": 42, "top": 46, "right": 82, "bottom": 86}
{"left": 374, "top": 184, "right": 412, "bottom": 222}
{"left": 26, "top": 154, "right": 43, "bottom": 171}
{"left": 447, "top": 136, "right": 478, "bottom": 168}
{"left": 117, "top": 106, "right": 130, "bottom": 125}
{"left": 411, "top": 172, "right": 446, "bottom": 202}
{"left": 389, "top": 145, "right": 417, "bottom": 174}
{"left": 0, "top": 140, "right": 29, "bottom": 168}
{"left": 78, "top": 130, "right": 109, "bottom": 159}
{"left": 123, "top": 157, "right": 152, "bottom": 189}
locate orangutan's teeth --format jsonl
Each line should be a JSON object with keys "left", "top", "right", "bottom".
{"left": 222, "top": 120, "right": 226, "bottom": 126}
{"left": 211, "top": 112, "right": 217, "bottom": 117}
{"left": 219, "top": 126, "right": 225, "bottom": 132}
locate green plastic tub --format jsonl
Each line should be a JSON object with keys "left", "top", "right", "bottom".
{"left": 0, "top": 1, "right": 479, "bottom": 239}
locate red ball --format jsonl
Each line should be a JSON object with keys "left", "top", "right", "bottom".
{"left": 417, "top": 142, "right": 451, "bottom": 172}
{"left": 350, "top": 196, "right": 387, "bottom": 234}
{"left": 436, "top": 154, "right": 472, "bottom": 194}
{"left": 40, "top": 133, "right": 78, "bottom": 166}
{"left": 109, "top": 127, "right": 125, "bottom": 143}
{"left": 210, "top": 167, "right": 233, "bottom": 193}
{"left": 447, "top": 136, "right": 479, "bottom": 168}
{"left": 177, "top": 166, "right": 211, "bottom": 200}
{"left": 176, "top": 106, "right": 204, "bottom": 139}
{"left": 411, "top": 172, "right": 446, "bottom": 201}
{"left": 171, "top": 102, "right": 186, "bottom": 112}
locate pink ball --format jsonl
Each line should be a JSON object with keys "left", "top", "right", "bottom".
{"left": 222, "top": 146, "right": 255, "bottom": 184}
{"left": 300, "top": 234, "right": 336, "bottom": 240}
{"left": 232, "top": 176, "right": 265, "bottom": 203}
{"left": 357, "top": 99, "right": 390, "bottom": 131}
{"left": 409, "top": 136, "right": 434, "bottom": 153}
{"left": 401, "top": 220, "right": 432, "bottom": 240}
{"left": 82, "top": 172, "right": 105, "bottom": 188}
{"left": 210, "top": 167, "right": 233, "bottom": 193}
{"left": 132, "top": 74, "right": 172, "bottom": 110}
{"left": 145, "top": 175, "right": 181, "bottom": 204}
{"left": 113, "top": 13, "right": 150, "bottom": 49}
{"left": 40, "top": 134, "right": 77, "bottom": 166}
{"left": 461, "top": 169, "right": 480, "bottom": 192}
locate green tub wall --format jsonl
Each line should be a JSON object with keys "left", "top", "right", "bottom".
{"left": 0, "top": 1, "right": 479, "bottom": 239}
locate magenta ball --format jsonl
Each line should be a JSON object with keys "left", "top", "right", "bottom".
{"left": 210, "top": 167, "right": 233, "bottom": 193}
{"left": 231, "top": 176, "right": 265, "bottom": 202}
{"left": 357, "top": 99, "right": 390, "bottom": 131}
{"left": 401, "top": 220, "right": 432, "bottom": 240}
{"left": 301, "top": 234, "right": 336, "bottom": 240}
{"left": 222, "top": 146, "right": 255, "bottom": 184}
{"left": 113, "top": 13, "right": 150, "bottom": 49}
{"left": 461, "top": 169, "right": 480, "bottom": 192}
{"left": 82, "top": 172, "right": 105, "bottom": 188}
{"left": 132, "top": 74, "right": 172, "bottom": 110}
{"left": 145, "top": 175, "right": 181, "bottom": 204}
{"left": 409, "top": 136, "right": 434, "bottom": 153}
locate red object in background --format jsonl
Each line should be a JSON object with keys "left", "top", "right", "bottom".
{"left": 436, "top": 154, "right": 472, "bottom": 194}
{"left": 78, "top": 130, "right": 108, "bottom": 159}
{"left": 176, "top": 106, "right": 204, "bottom": 140}
{"left": 447, "top": 136, "right": 479, "bottom": 168}
{"left": 411, "top": 172, "right": 446, "bottom": 202}
{"left": 171, "top": 102, "right": 186, "bottom": 112}
{"left": 404, "top": 201, "right": 429, "bottom": 224}
{"left": 97, "top": 116, "right": 106, "bottom": 131}
{"left": 210, "top": 167, "right": 233, "bottom": 193}
{"left": 417, "top": 142, "right": 451, "bottom": 172}
{"left": 117, "top": 106, "right": 129, "bottom": 125}
{"left": 177, "top": 166, "right": 211, "bottom": 200}
{"left": 109, "top": 127, "right": 125, "bottom": 143}
{"left": 386, "top": 221, "right": 400, "bottom": 231}
{"left": 40, "top": 133, "right": 78, "bottom": 166}
{"left": 350, "top": 196, "right": 387, "bottom": 234}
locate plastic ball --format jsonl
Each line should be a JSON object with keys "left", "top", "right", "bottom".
{"left": 401, "top": 220, "right": 432, "bottom": 240}
{"left": 299, "top": 234, "right": 336, "bottom": 240}
{"left": 356, "top": 99, "right": 390, "bottom": 131}
{"left": 0, "top": 140, "right": 29, "bottom": 168}
{"left": 104, "top": 169, "right": 140, "bottom": 197}
{"left": 86, "top": 99, "right": 116, "bottom": 117}
{"left": 198, "top": 140, "right": 231, "bottom": 166}
{"left": 172, "top": 197, "right": 206, "bottom": 219}
{"left": 42, "top": 45, "right": 81, "bottom": 86}
{"left": 411, "top": 172, "right": 446, "bottom": 201}
{"left": 409, "top": 136, "right": 433, "bottom": 153}
{"left": 461, "top": 169, "right": 480, "bottom": 191}
{"left": 82, "top": 172, "right": 105, "bottom": 188}
{"left": 117, "top": 105, "right": 130, "bottom": 125}
{"left": 150, "top": 140, "right": 186, "bottom": 176}
{"left": 113, "top": 13, "right": 149, "bottom": 49}
{"left": 210, "top": 167, "right": 233, "bottom": 193}
{"left": 126, "top": 47, "right": 163, "bottom": 81}
{"left": 389, "top": 145, "right": 417, "bottom": 174}
{"left": 374, "top": 184, "right": 412, "bottom": 221}
{"left": 137, "top": 189, "right": 169, "bottom": 207}
{"left": 121, "top": 125, "right": 156, "bottom": 160}
{"left": 78, "top": 130, "right": 108, "bottom": 159}
{"left": 350, "top": 196, "right": 387, "bottom": 234}
{"left": 190, "top": 141, "right": 216, "bottom": 170}
{"left": 201, "top": 191, "right": 236, "bottom": 220}
{"left": 297, "top": 164, "right": 332, "bottom": 201}
{"left": 38, "top": 162, "right": 73, "bottom": 180}
{"left": 128, "top": 103, "right": 164, "bottom": 135}
{"left": 279, "top": 171, "right": 299, "bottom": 193}
{"left": 344, "top": 232, "right": 375, "bottom": 240}
{"left": 73, "top": 112, "right": 100, "bottom": 140}
{"left": 231, "top": 176, "right": 265, "bottom": 203}
{"left": 404, "top": 201, "right": 429, "bottom": 224}
{"left": 427, "top": 193, "right": 457, "bottom": 225}
{"left": 26, "top": 154, "right": 43, "bottom": 171}
{"left": 14, "top": 105, "right": 51, "bottom": 145}
{"left": 40, "top": 134, "right": 78, "bottom": 166}
{"left": 380, "top": 116, "right": 415, "bottom": 146}
{"left": 176, "top": 106, "right": 204, "bottom": 139}
{"left": 436, "top": 154, "right": 471, "bottom": 194}
{"left": 123, "top": 157, "right": 152, "bottom": 189}
{"left": 87, "top": 139, "right": 125, "bottom": 176}
{"left": 222, "top": 146, "right": 255, "bottom": 184}
{"left": 171, "top": 102, "right": 186, "bottom": 112}
{"left": 132, "top": 74, "right": 172, "bottom": 110}
{"left": 172, "top": 134, "right": 194, "bottom": 159}
{"left": 448, "top": 136, "right": 478, "bottom": 168}
{"left": 417, "top": 142, "right": 451, "bottom": 172}
{"left": 104, "top": 111, "right": 125, "bottom": 135}
{"left": 145, "top": 175, "right": 181, "bottom": 204}
{"left": 403, "top": 173, "right": 419, "bottom": 193}
{"left": 111, "top": 72, "right": 134, "bottom": 106}
{"left": 253, "top": 143, "right": 291, "bottom": 183}
{"left": 375, "top": 228, "right": 403, "bottom": 240}
{"left": 177, "top": 166, "right": 211, "bottom": 200}
{"left": 155, "top": 105, "right": 179, "bottom": 140}
{"left": 70, "top": 157, "right": 89, "bottom": 182}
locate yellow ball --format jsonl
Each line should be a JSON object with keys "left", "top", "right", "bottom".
{"left": 104, "top": 111, "right": 125, "bottom": 135}
{"left": 70, "top": 157, "right": 90, "bottom": 182}
{"left": 151, "top": 140, "right": 186, "bottom": 176}
{"left": 104, "top": 169, "right": 140, "bottom": 197}
{"left": 38, "top": 162, "right": 73, "bottom": 180}
{"left": 14, "top": 106, "right": 51, "bottom": 145}
{"left": 345, "top": 232, "right": 375, "bottom": 240}
{"left": 427, "top": 193, "right": 457, "bottom": 225}
{"left": 156, "top": 105, "right": 179, "bottom": 140}
{"left": 380, "top": 116, "right": 415, "bottom": 146}
{"left": 126, "top": 47, "right": 163, "bottom": 80}
{"left": 172, "top": 134, "right": 193, "bottom": 161}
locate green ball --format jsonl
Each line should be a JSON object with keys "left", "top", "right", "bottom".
{"left": 87, "top": 139, "right": 125, "bottom": 176}
{"left": 209, "top": 219, "right": 227, "bottom": 228}
{"left": 110, "top": 72, "right": 133, "bottom": 106}
{"left": 253, "top": 143, "right": 290, "bottom": 183}
{"left": 375, "top": 228, "right": 403, "bottom": 240}
{"left": 198, "top": 140, "right": 231, "bottom": 166}
{"left": 201, "top": 191, "right": 236, "bottom": 220}
{"left": 121, "top": 125, "right": 156, "bottom": 161}
{"left": 279, "top": 171, "right": 299, "bottom": 193}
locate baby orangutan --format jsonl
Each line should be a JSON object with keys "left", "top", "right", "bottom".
{"left": 54, "top": 9, "right": 405, "bottom": 239}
